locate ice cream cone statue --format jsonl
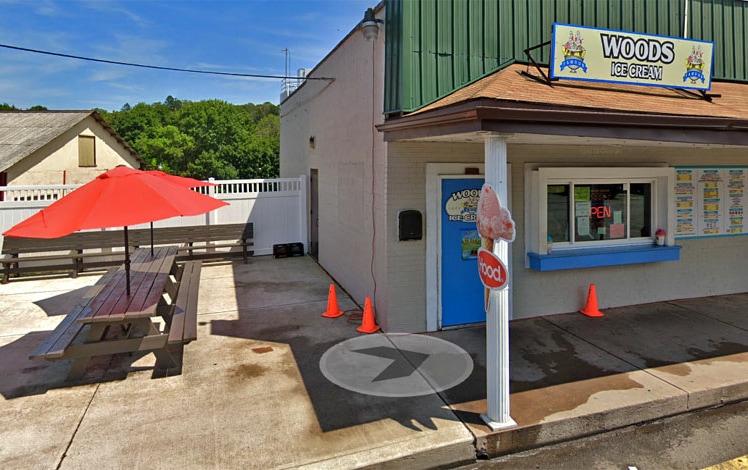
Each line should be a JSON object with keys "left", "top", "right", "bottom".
{"left": 476, "top": 183, "right": 515, "bottom": 310}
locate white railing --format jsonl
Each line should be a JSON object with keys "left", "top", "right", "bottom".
{"left": 0, "top": 176, "right": 308, "bottom": 257}
{"left": 0, "top": 184, "right": 82, "bottom": 204}
{"left": 208, "top": 177, "right": 303, "bottom": 197}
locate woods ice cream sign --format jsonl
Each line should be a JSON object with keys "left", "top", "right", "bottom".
{"left": 476, "top": 184, "right": 515, "bottom": 310}
{"left": 551, "top": 23, "right": 714, "bottom": 91}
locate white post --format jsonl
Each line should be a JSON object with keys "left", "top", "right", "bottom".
{"left": 481, "top": 135, "right": 517, "bottom": 430}
{"left": 207, "top": 177, "right": 217, "bottom": 226}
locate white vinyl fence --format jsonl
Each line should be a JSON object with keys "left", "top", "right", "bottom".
{"left": 0, "top": 176, "right": 308, "bottom": 257}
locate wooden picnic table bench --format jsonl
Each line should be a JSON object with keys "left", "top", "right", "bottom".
{"left": 29, "top": 247, "right": 202, "bottom": 380}
{"left": 28, "top": 266, "right": 120, "bottom": 361}
{"left": 166, "top": 260, "right": 201, "bottom": 346}
{"left": 1, "top": 222, "right": 252, "bottom": 283}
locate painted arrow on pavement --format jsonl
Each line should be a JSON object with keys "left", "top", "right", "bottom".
{"left": 352, "top": 346, "right": 430, "bottom": 382}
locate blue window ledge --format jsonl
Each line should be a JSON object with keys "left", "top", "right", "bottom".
{"left": 527, "top": 245, "right": 681, "bottom": 271}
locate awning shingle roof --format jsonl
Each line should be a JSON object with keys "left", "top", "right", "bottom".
{"left": 413, "top": 63, "right": 748, "bottom": 120}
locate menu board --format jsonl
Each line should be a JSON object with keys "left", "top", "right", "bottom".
{"left": 675, "top": 167, "right": 748, "bottom": 238}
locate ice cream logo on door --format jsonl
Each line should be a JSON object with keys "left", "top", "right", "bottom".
{"left": 445, "top": 188, "right": 480, "bottom": 222}
{"left": 476, "top": 183, "right": 515, "bottom": 306}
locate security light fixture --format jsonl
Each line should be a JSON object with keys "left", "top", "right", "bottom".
{"left": 361, "top": 8, "right": 382, "bottom": 42}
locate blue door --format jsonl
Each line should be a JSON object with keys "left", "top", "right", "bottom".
{"left": 441, "top": 178, "right": 485, "bottom": 327}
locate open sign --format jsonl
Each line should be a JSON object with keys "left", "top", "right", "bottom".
{"left": 477, "top": 248, "right": 508, "bottom": 290}
{"left": 591, "top": 204, "right": 612, "bottom": 219}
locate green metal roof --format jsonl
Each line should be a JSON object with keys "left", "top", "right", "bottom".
{"left": 384, "top": 0, "right": 748, "bottom": 115}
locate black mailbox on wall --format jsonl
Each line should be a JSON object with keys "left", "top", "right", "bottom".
{"left": 398, "top": 209, "right": 422, "bottom": 241}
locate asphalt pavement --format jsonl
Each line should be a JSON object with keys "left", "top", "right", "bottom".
{"left": 461, "top": 400, "right": 748, "bottom": 469}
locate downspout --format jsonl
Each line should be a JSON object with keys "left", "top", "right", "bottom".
{"left": 370, "top": 35, "right": 378, "bottom": 310}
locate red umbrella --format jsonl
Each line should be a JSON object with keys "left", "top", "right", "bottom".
{"left": 3, "top": 166, "right": 228, "bottom": 295}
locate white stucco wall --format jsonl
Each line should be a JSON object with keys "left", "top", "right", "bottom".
{"left": 385, "top": 140, "right": 748, "bottom": 330}
{"left": 280, "top": 12, "right": 388, "bottom": 319}
{"left": 7, "top": 115, "right": 140, "bottom": 185}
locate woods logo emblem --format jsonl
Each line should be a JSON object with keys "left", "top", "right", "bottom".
{"left": 684, "top": 45, "right": 706, "bottom": 84}
{"left": 560, "top": 29, "right": 587, "bottom": 73}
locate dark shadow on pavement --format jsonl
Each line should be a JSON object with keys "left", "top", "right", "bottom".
{"left": 0, "top": 332, "right": 116, "bottom": 399}
{"left": 210, "top": 309, "right": 451, "bottom": 433}
{"left": 33, "top": 286, "right": 94, "bottom": 317}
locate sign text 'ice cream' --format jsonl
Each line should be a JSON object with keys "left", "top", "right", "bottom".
{"left": 550, "top": 23, "right": 714, "bottom": 91}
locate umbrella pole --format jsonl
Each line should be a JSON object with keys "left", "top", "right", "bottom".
{"left": 150, "top": 221, "right": 154, "bottom": 256}
{"left": 124, "top": 226, "right": 131, "bottom": 296}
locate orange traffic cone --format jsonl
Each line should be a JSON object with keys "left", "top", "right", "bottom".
{"left": 356, "top": 297, "right": 381, "bottom": 333}
{"left": 322, "top": 284, "right": 344, "bottom": 318}
{"left": 580, "top": 284, "right": 604, "bottom": 317}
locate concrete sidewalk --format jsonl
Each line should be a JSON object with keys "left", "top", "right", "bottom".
{"left": 1, "top": 256, "right": 748, "bottom": 468}
{"left": 436, "top": 294, "right": 748, "bottom": 458}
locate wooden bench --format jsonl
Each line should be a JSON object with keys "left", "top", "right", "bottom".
{"left": 127, "top": 223, "right": 254, "bottom": 263}
{"left": 1, "top": 231, "right": 129, "bottom": 283}
{"left": 1, "top": 222, "right": 253, "bottom": 283}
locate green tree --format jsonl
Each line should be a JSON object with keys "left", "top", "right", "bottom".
{"left": 187, "top": 150, "right": 239, "bottom": 180}
{"left": 255, "top": 114, "right": 279, "bottom": 140}
{"left": 106, "top": 101, "right": 172, "bottom": 146}
{"left": 102, "top": 97, "right": 280, "bottom": 180}
{"left": 135, "top": 125, "right": 195, "bottom": 173}
{"left": 0, "top": 104, "right": 47, "bottom": 110}
{"left": 164, "top": 95, "right": 182, "bottom": 111}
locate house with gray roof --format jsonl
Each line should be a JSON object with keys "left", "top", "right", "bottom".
{"left": 0, "top": 111, "right": 143, "bottom": 198}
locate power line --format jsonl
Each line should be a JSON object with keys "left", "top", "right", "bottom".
{"left": 0, "top": 43, "right": 332, "bottom": 81}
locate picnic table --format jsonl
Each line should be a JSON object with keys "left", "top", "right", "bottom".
{"left": 29, "top": 246, "right": 202, "bottom": 380}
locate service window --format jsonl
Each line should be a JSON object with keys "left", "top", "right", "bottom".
{"left": 526, "top": 166, "right": 677, "bottom": 270}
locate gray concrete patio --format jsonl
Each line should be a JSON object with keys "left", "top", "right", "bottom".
{"left": 2, "top": 255, "right": 748, "bottom": 468}
{"left": 0, "top": 257, "right": 475, "bottom": 469}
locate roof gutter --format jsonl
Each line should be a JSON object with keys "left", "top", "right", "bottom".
{"left": 377, "top": 99, "right": 748, "bottom": 146}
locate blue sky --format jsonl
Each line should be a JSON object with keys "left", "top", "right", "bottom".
{"left": 0, "top": 0, "right": 377, "bottom": 111}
